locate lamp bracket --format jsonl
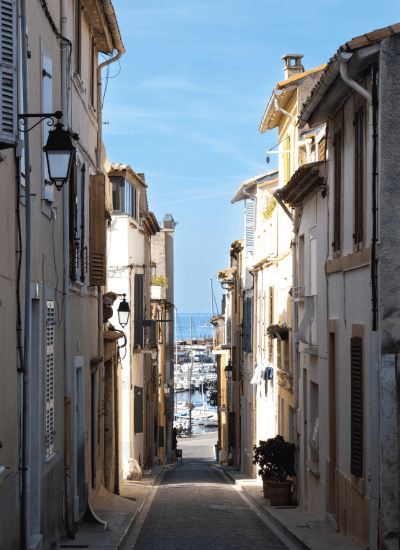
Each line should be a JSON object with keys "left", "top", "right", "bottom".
{"left": 18, "top": 111, "right": 63, "bottom": 133}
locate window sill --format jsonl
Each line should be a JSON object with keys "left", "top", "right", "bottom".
{"left": 307, "top": 460, "right": 320, "bottom": 477}
{"left": 73, "top": 72, "right": 85, "bottom": 95}
{"left": 301, "top": 347, "right": 318, "bottom": 356}
{"left": 44, "top": 451, "right": 59, "bottom": 472}
{"left": 351, "top": 474, "right": 365, "bottom": 496}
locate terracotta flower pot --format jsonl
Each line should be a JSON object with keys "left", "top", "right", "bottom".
{"left": 266, "top": 480, "right": 292, "bottom": 506}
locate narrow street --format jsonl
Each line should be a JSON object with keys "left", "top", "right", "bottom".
{"left": 123, "top": 433, "right": 294, "bottom": 550}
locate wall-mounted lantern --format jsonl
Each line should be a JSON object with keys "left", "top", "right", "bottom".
{"left": 224, "top": 359, "right": 233, "bottom": 381}
{"left": 163, "top": 382, "right": 170, "bottom": 395}
{"left": 43, "top": 122, "right": 76, "bottom": 190}
{"left": 117, "top": 294, "right": 130, "bottom": 328}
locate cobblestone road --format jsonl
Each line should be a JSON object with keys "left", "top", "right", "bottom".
{"left": 126, "top": 433, "right": 292, "bottom": 550}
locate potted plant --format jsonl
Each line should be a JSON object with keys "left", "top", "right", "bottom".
{"left": 151, "top": 275, "right": 169, "bottom": 288}
{"left": 266, "top": 323, "right": 292, "bottom": 341}
{"left": 253, "top": 435, "right": 296, "bottom": 505}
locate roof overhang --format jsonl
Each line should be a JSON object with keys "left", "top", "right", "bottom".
{"left": 108, "top": 164, "right": 148, "bottom": 188}
{"left": 216, "top": 267, "right": 237, "bottom": 282}
{"left": 143, "top": 212, "right": 161, "bottom": 235}
{"left": 278, "top": 161, "right": 326, "bottom": 207}
{"left": 298, "top": 23, "right": 400, "bottom": 128}
{"left": 84, "top": 0, "right": 125, "bottom": 54}
{"left": 231, "top": 170, "right": 278, "bottom": 203}
{"left": 259, "top": 64, "right": 327, "bottom": 133}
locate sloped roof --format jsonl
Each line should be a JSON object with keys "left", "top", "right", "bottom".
{"left": 278, "top": 161, "right": 326, "bottom": 207}
{"left": 231, "top": 170, "right": 278, "bottom": 203}
{"left": 259, "top": 64, "right": 327, "bottom": 133}
{"left": 298, "top": 22, "right": 400, "bottom": 128}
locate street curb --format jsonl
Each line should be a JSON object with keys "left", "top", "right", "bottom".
{"left": 220, "top": 467, "right": 310, "bottom": 550}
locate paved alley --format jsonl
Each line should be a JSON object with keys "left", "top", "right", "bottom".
{"left": 123, "top": 432, "right": 293, "bottom": 550}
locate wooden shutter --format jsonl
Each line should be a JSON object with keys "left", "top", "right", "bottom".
{"left": 245, "top": 199, "right": 255, "bottom": 254}
{"left": 0, "top": 0, "right": 17, "bottom": 149}
{"left": 134, "top": 386, "right": 143, "bottom": 434}
{"left": 350, "top": 337, "right": 363, "bottom": 477}
{"left": 80, "top": 164, "right": 86, "bottom": 282}
{"left": 354, "top": 105, "right": 364, "bottom": 250}
{"left": 89, "top": 174, "right": 106, "bottom": 286}
{"left": 333, "top": 129, "right": 342, "bottom": 257}
{"left": 283, "top": 134, "right": 290, "bottom": 183}
{"left": 45, "top": 301, "right": 55, "bottom": 458}
{"left": 134, "top": 273, "right": 144, "bottom": 348}
{"left": 310, "top": 237, "right": 317, "bottom": 346}
{"left": 269, "top": 286, "right": 274, "bottom": 362}
{"left": 69, "top": 157, "right": 78, "bottom": 281}
{"left": 228, "top": 412, "right": 236, "bottom": 447}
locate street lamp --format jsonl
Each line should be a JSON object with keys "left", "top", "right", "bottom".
{"left": 117, "top": 294, "right": 130, "bottom": 328}
{"left": 43, "top": 122, "right": 75, "bottom": 190}
{"left": 224, "top": 359, "right": 233, "bottom": 381}
{"left": 163, "top": 382, "right": 170, "bottom": 395}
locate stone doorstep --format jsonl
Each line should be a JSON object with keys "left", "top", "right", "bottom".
{"left": 222, "top": 467, "right": 363, "bottom": 550}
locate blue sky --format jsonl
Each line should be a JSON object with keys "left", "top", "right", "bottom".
{"left": 103, "top": 0, "right": 399, "bottom": 313}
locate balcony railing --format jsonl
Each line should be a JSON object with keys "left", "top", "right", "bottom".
{"left": 213, "top": 322, "right": 231, "bottom": 348}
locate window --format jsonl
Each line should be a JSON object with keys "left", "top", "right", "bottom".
{"left": 244, "top": 199, "right": 255, "bottom": 254}
{"left": 45, "top": 301, "right": 55, "bottom": 458}
{"left": 243, "top": 297, "right": 252, "bottom": 353}
{"left": 74, "top": 0, "right": 81, "bottom": 75}
{"left": 354, "top": 104, "right": 365, "bottom": 251}
{"left": 333, "top": 128, "right": 342, "bottom": 257}
{"left": 283, "top": 134, "right": 290, "bottom": 183}
{"left": 310, "top": 231, "right": 317, "bottom": 346}
{"left": 350, "top": 337, "right": 363, "bottom": 477}
{"left": 89, "top": 35, "right": 95, "bottom": 107}
{"left": 268, "top": 286, "right": 274, "bottom": 362}
{"left": 70, "top": 160, "right": 86, "bottom": 281}
{"left": 111, "top": 177, "right": 137, "bottom": 219}
{"left": 134, "top": 274, "right": 144, "bottom": 348}
{"left": 42, "top": 53, "right": 53, "bottom": 202}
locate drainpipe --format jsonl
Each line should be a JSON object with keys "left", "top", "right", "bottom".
{"left": 274, "top": 90, "right": 295, "bottom": 122}
{"left": 60, "top": 0, "right": 75, "bottom": 536}
{"left": 273, "top": 190, "right": 293, "bottom": 222}
{"left": 96, "top": 49, "right": 124, "bottom": 169}
{"left": 20, "top": 0, "right": 31, "bottom": 547}
{"left": 114, "top": 350, "right": 120, "bottom": 493}
{"left": 339, "top": 52, "right": 379, "bottom": 550}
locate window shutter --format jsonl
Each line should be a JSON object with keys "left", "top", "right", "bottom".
{"left": 80, "top": 164, "right": 86, "bottom": 282}
{"left": 245, "top": 199, "right": 255, "bottom": 254}
{"left": 69, "top": 159, "right": 78, "bottom": 280}
{"left": 269, "top": 286, "right": 274, "bottom": 362}
{"left": 45, "top": 301, "right": 55, "bottom": 458}
{"left": 134, "top": 273, "right": 144, "bottom": 348}
{"left": 158, "top": 425, "right": 164, "bottom": 447}
{"left": 310, "top": 237, "right": 317, "bottom": 346}
{"left": 228, "top": 412, "right": 235, "bottom": 447}
{"left": 350, "top": 337, "right": 363, "bottom": 477}
{"left": 42, "top": 53, "right": 53, "bottom": 201}
{"left": 354, "top": 105, "right": 364, "bottom": 249}
{"left": 333, "top": 130, "right": 342, "bottom": 257}
{"left": 134, "top": 386, "right": 143, "bottom": 434}
{"left": 0, "top": 0, "right": 17, "bottom": 148}
{"left": 89, "top": 174, "right": 106, "bottom": 286}
{"left": 243, "top": 297, "right": 252, "bottom": 352}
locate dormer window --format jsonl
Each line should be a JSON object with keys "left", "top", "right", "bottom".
{"left": 111, "top": 177, "right": 137, "bottom": 220}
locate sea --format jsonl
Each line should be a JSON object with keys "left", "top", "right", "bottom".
{"left": 175, "top": 312, "right": 214, "bottom": 341}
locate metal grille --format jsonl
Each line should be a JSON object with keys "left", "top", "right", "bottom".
{"left": 333, "top": 130, "right": 342, "bottom": 256}
{"left": 354, "top": 106, "right": 364, "bottom": 248}
{"left": 45, "top": 301, "right": 55, "bottom": 458}
{"left": 350, "top": 337, "right": 363, "bottom": 477}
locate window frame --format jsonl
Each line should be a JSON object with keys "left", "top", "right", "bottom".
{"left": 353, "top": 92, "right": 366, "bottom": 253}
{"left": 111, "top": 177, "right": 137, "bottom": 220}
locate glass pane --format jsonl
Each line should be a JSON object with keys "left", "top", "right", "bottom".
{"left": 131, "top": 185, "right": 135, "bottom": 218}
{"left": 47, "top": 151, "right": 71, "bottom": 180}
{"left": 112, "top": 180, "right": 120, "bottom": 211}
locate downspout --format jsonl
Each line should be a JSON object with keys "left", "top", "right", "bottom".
{"left": 60, "top": 0, "right": 74, "bottom": 536}
{"left": 114, "top": 350, "right": 120, "bottom": 493}
{"left": 339, "top": 53, "right": 379, "bottom": 550}
{"left": 96, "top": 49, "right": 124, "bottom": 169}
{"left": 274, "top": 90, "right": 295, "bottom": 122}
{"left": 273, "top": 190, "right": 293, "bottom": 222}
{"left": 20, "top": 0, "right": 31, "bottom": 547}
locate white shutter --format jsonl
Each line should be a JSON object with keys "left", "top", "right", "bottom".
{"left": 0, "top": 0, "right": 17, "bottom": 148}
{"left": 245, "top": 199, "right": 255, "bottom": 254}
{"left": 45, "top": 300, "right": 55, "bottom": 458}
{"left": 42, "top": 53, "right": 53, "bottom": 202}
{"left": 310, "top": 237, "right": 317, "bottom": 345}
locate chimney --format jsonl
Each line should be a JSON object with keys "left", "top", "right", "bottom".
{"left": 281, "top": 54, "right": 304, "bottom": 80}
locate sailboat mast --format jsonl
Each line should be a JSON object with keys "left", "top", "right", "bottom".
{"left": 211, "top": 278, "right": 214, "bottom": 318}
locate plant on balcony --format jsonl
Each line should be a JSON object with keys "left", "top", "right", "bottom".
{"left": 263, "top": 198, "right": 277, "bottom": 220}
{"left": 151, "top": 275, "right": 169, "bottom": 288}
{"left": 253, "top": 435, "right": 296, "bottom": 504}
{"left": 266, "top": 323, "right": 292, "bottom": 340}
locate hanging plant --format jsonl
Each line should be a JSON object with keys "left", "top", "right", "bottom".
{"left": 266, "top": 323, "right": 292, "bottom": 340}
{"left": 151, "top": 275, "right": 169, "bottom": 288}
{"left": 263, "top": 198, "right": 277, "bottom": 220}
